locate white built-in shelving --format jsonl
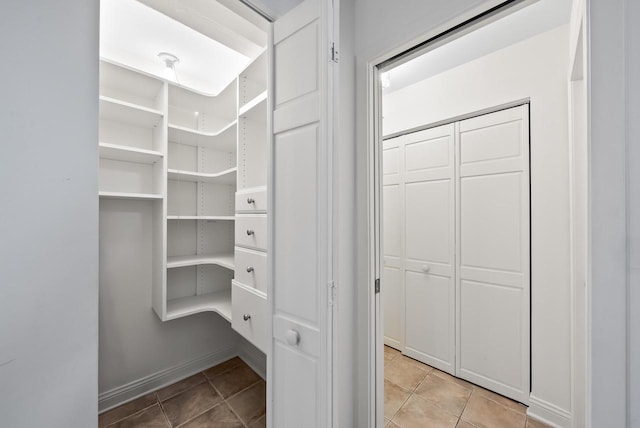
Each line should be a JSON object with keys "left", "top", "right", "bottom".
{"left": 99, "top": 47, "right": 268, "bottom": 336}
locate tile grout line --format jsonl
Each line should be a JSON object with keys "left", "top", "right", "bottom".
{"left": 104, "top": 400, "right": 159, "bottom": 428}
{"left": 155, "top": 392, "right": 173, "bottom": 428}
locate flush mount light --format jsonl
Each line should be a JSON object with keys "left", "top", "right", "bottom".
{"left": 158, "top": 52, "right": 180, "bottom": 82}
{"left": 380, "top": 71, "right": 391, "bottom": 89}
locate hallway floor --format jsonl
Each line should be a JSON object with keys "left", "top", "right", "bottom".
{"left": 384, "top": 346, "right": 550, "bottom": 428}
{"left": 99, "top": 357, "right": 265, "bottom": 428}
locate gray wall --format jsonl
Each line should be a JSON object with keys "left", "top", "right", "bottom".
{"left": 0, "top": 1, "right": 100, "bottom": 427}
{"left": 99, "top": 200, "right": 240, "bottom": 397}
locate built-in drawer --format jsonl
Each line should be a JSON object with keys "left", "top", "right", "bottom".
{"left": 232, "top": 281, "right": 267, "bottom": 353}
{"left": 236, "top": 187, "right": 267, "bottom": 213}
{"left": 235, "top": 215, "right": 267, "bottom": 251}
{"left": 234, "top": 247, "right": 267, "bottom": 294}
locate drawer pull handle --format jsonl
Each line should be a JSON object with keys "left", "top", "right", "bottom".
{"left": 286, "top": 329, "right": 300, "bottom": 346}
{"left": 246, "top": 229, "right": 254, "bottom": 236}
{"left": 243, "top": 314, "right": 251, "bottom": 321}
{"left": 246, "top": 267, "right": 254, "bottom": 273}
{"left": 247, "top": 198, "right": 255, "bottom": 204}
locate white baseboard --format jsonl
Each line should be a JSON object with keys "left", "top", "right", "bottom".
{"left": 98, "top": 346, "right": 237, "bottom": 413}
{"left": 528, "top": 394, "right": 572, "bottom": 428}
{"left": 238, "top": 337, "right": 267, "bottom": 380}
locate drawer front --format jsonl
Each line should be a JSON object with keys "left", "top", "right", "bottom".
{"left": 236, "top": 188, "right": 267, "bottom": 213}
{"left": 235, "top": 247, "right": 267, "bottom": 294}
{"left": 232, "top": 281, "right": 267, "bottom": 353}
{"left": 235, "top": 215, "right": 267, "bottom": 251}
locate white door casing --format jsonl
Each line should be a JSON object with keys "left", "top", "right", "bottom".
{"left": 455, "top": 105, "right": 530, "bottom": 404}
{"left": 270, "top": 0, "right": 334, "bottom": 426}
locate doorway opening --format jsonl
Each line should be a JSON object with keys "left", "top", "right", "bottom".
{"left": 368, "top": 0, "right": 582, "bottom": 426}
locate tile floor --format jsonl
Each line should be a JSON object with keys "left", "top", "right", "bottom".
{"left": 384, "top": 346, "right": 551, "bottom": 428}
{"left": 99, "top": 357, "right": 265, "bottom": 428}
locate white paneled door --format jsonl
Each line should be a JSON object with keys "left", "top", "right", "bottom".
{"left": 402, "top": 124, "right": 456, "bottom": 374}
{"left": 270, "top": 0, "right": 334, "bottom": 427}
{"left": 456, "top": 106, "right": 530, "bottom": 403}
{"left": 381, "top": 105, "right": 530, "bottom": 404}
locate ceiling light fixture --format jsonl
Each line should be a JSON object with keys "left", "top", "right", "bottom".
{"left": 158, "top": 52, "right": 180, "bottom": 82}
{"left": 380, "top": 71, "right": 391, "bottom": 89}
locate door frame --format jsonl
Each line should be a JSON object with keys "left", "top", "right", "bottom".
{"left": 364, "top": 0, "right": 547, "bottom": 426}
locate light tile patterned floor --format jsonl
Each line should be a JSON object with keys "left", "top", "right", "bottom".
{"left": 99, "top": 357, "right": 265, "bottom": 428}
{"left": 384, "top": 346, "right": 552, "bottom": 428}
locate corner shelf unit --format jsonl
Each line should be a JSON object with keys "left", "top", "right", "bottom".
{"left": 99, "top": 49, "right": 269, "bottom": 335}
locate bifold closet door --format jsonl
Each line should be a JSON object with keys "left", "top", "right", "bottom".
{"left": 403, "top": 124, "right": 456, "bottom": 374}
{"left": 456, "top": 105, "right": 530, "bottom": 403}
{"left": 382, "top": 138, "right": 403, "bottom": 350}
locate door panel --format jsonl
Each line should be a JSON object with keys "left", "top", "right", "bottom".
{"left": 401, "top": 124, "right": 455, "bottom": 373}
{"left": 404, "top": 272, "right": 454, "bottom": 367}
{"left": 456, "top": 105, "right": 530, "bottom": 404}
{"left": 271, "top": 0, "right": 332, "bottom": 426}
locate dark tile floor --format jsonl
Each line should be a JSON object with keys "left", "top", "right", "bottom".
{"left": 99, "top": 357, "right": 265, "bottom": 428}
{"left": 384, "top": 346, "right": 552, "bottom": 428}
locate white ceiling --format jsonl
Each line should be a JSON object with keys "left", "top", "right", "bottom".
{"left": 384, "top": 0, "right": 572, "bottom": 94}
{"left": 100, "top": 0, "right": 266, "bottom": 95}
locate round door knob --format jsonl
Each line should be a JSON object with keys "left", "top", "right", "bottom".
{"left": 243, "top": 314, "right": 251, "bottom": 321}
{"left": 246, "top": 267, "right": 254, "bottom": 273}
{"left": 422, "top": 265, "right": 430, "bottom": 273}
{"left": 285, "top": 329, "right": 300, "bottom": 346}
{"left": 246, "top": 229, "right": 254, "bottom": 236}
{"left": 247, "top": 198, "right": 255, "bottom": 204}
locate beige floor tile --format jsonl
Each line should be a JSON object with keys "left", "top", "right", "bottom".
{"left": 203, "top": 357, "right": 245, "bottom": 380}
{"left": 179, "top": 402, "right": 244, "bottom": 428}
{"left": 209, "top": 364, "right": 262, "bottom": 398}
{"left": 227, "top": 380, "right": 266, "bottom": 425}
{"left": 385, "top": 356, "right": 429, "bottom": 390}
{"left": 415, "top": 374, "right": 472, "bottom": 416}
{"left": 392, "top": 394, "right": 458, "bottom": 428}
{"left": 162, "top": 382, "right": 222, "bottom": 427}
{"left": 474, "top": 387, "right": 527, "bottom": 414}
{"left": 388, "top": 422, "right": 401, "bottom": 428}
{"left": 461, "top": 394, "right": 526, "bottom": 428}
{"left": 99, "top": 392, "right": 158, "bottom": 427}
{"left": 396, "top": 355, "right": 433, "bottom": 373}
{"left": 456, "top": 420, "right": 477, "bottom": 428}
{"left": 526, "top": 417, "right": 553, "bottom": 428}
{"left": 384, "top": 379, "right": 411, "bottom": 419}
{"left": 107, "top": 404, "right": 168, "bottom": 428}
{"left": 157, "top": 373, "right": 207, "bottom": 401}
{"left": 430, "top": 369, "right": 475, "bottom": 390}
{"left": 385, "top": 346, "right": 401, "bottom": 364}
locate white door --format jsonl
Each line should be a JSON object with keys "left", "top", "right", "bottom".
{"left": 382, "top": 137, "right": 403, "bottom": 350}
{"left": 456, "top": 105, "right": 530, "bottom": 403}
{"left": 270, "top": 0, "right": 334, "bottom": 426}
{"left": 402, "top": 124, "right": 456, "bottom": 374}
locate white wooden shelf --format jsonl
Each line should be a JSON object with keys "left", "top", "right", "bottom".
{"left": 99, "top": 191, "right": 163, "bottom": 200}
{"left": 166, "top": 289, "right": 232, "bottom": 322}
{"left": 167, "top": 253, "right": 234, "bottom": 270}
{"left": 168, "top": 167, "right": 237, "bottom": 184}
{"left": 239, "top": 91, "right": 267, "bottom": 116}
{"left": 99, "top": 142, "right": 163, "bottom": 164}
{"left": 99, "top": 96, "right": 163, "bottom": 127}
{"left": 168, "top": 121, "right": 237, "bottom": 152}
{"left": 166, "top": 215, "right": 235, "bottom": 221}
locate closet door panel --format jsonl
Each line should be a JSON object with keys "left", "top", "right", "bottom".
{"left": 456, "top": 105, "right": 530, "bottom": 404}
{"left": 383, "top": 266, "right": 403, "bottom": 350}
{"left": 405, "top": 180, "right": 452, "bottom": 265}
{"left": 401, "top": 124, "right": 455, "bottom": 374}
{"left": 404, "top": 271, "right": 453, "bottom": 367}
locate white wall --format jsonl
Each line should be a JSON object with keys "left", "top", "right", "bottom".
{"left": 382, "top": 25, "right": 573, "bottom": 424}
{"left": 0, "top": 1, "right": 99, "bottom": 427}
{"left": 98, "top": 200, "right": 240, "bottom": 404}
